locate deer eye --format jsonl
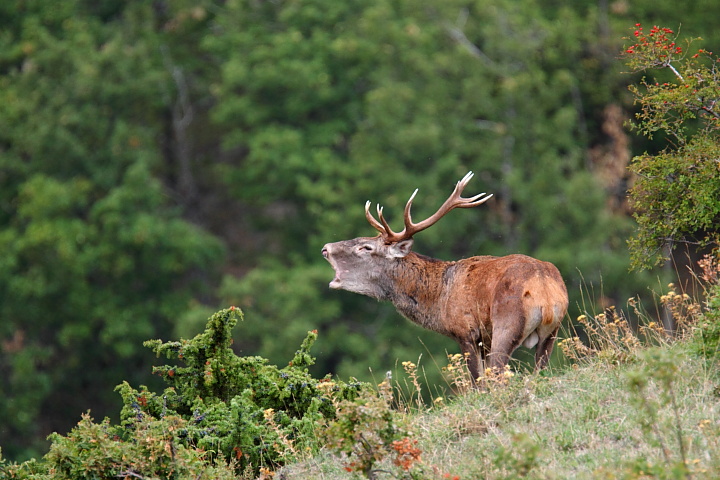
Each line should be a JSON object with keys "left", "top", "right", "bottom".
{"left": 357, "top": 244, "right": 374, "bottom": 253}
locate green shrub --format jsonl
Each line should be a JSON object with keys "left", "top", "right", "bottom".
{"left": 49, "top": 414, "right": 242, "bottom": 480}
{"left": 0, "top": 307, "right": 367, "bottom": 478}
{"left": 119, "top": 307, "right": 366, "bottom": 473}
{"left": 323, "top": 380, "right": 415, "bottom": 479}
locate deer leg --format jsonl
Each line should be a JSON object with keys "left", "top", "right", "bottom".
{"left": 534, "top": 326, "right": 559, "bottom": 371}
{"left": 458, "top": 340, "right": 481, "bottom": 386}
{"left": 479, "top": 338, "right": 491, "bottom": 373}
{"left": 487, "top": 318, "right": 524, "bottom": 373}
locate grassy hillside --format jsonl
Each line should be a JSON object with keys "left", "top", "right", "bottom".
{"left": 280, "top": 278, "right": 720, "bottom": 480}
{"left": 281, "top": 342, "right": 719, "bottom": 479}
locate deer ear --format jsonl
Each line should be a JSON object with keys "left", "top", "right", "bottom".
{"left": 387, "top": 239, "right": 413, "bottom": 258}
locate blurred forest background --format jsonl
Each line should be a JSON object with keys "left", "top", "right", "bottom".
{"left": 1, "top": 0, "right": 718, "bottom": 461}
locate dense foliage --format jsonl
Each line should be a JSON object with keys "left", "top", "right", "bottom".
{"left": 0, "top": 1, "right": 225, "bottom": 459}
{"left": 0, "top": 307, "right": 366, "bottom": 478}
{"left": 2, "top": 0, "right": 720, "bottom": 461}
{"left": 624, "top": 24, "right": 720, "bottom": 268}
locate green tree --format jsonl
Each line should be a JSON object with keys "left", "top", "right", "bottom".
{"left": 624, "top": 24, "right": 720, "bottom": 268}
{"left": 0, "top": 2, "right": 223, "bottom": 459}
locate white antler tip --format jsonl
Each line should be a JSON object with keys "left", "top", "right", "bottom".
{"left": 471, "top": 192, "right": 492, "bottom": 204}
{"left": 456, "top": 171, "right": 474, "bottom": 188}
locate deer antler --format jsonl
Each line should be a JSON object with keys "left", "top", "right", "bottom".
{"left": 365, "top": 171, "right": 492, "bottom": 243}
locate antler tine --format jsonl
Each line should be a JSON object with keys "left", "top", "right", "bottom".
{"left": 457, "top": 191, "right": 493, "bottom": 207}
{"left": 454, "top": 171, "right": 478, "bottom": 199}
{"left": 365, "top": 201, "right": 386, "bottom": 234}
{"left": 448, "top": 171, "right": 492, "bottom": 207}
{"left": 458, "top": 170, "right": 475, "bottom": 188}
{"left": 365, "top": 200, "right": 405, "bottom": 240}
{"left": 376, "top": 204, "right": 395, "bottom": 234}
{"left": 402, "top": 189, "right": 419, "bottom": 225}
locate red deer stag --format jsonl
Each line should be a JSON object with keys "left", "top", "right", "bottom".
{"left": 321, "top": 172, "right": 568, "bottom": 384}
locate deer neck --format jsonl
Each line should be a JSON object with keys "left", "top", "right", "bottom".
{"left": 382, "top": 252, "right": 451, "bottom": 331}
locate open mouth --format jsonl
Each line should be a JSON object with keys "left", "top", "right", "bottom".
{"left": 322, "top": 246, "right": 342, "bottom": 288}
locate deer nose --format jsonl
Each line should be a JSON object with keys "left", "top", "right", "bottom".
{"left": 321, "top": 245, "right": 329, "bottom": 259}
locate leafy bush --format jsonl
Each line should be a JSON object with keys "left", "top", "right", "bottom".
{"left": 624, "top": 24, "right": 720, "bottom": 269}
{"left": 0, "top": 307, "right": 367, "bottom": 478}
{"left": 323, "top": 380, "right": 413, "bottom": 478}
{"left": 43, "top": 414, "right": 240, "bottom": 480}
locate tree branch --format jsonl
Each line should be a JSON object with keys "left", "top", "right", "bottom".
{"left": 444, "top": 9, "right": 497, "bottom": 68}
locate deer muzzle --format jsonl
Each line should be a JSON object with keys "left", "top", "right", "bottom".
{"left": 321, "top": 244, "right": 343, "bottom": 289}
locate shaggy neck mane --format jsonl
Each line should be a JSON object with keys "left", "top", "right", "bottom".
{"left": 383, "top": 252, "right": 451, "bottom": 330}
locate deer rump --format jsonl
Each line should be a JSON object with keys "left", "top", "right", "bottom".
{"left": 439, "top": 254, "right": 568, "bottom": 371}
